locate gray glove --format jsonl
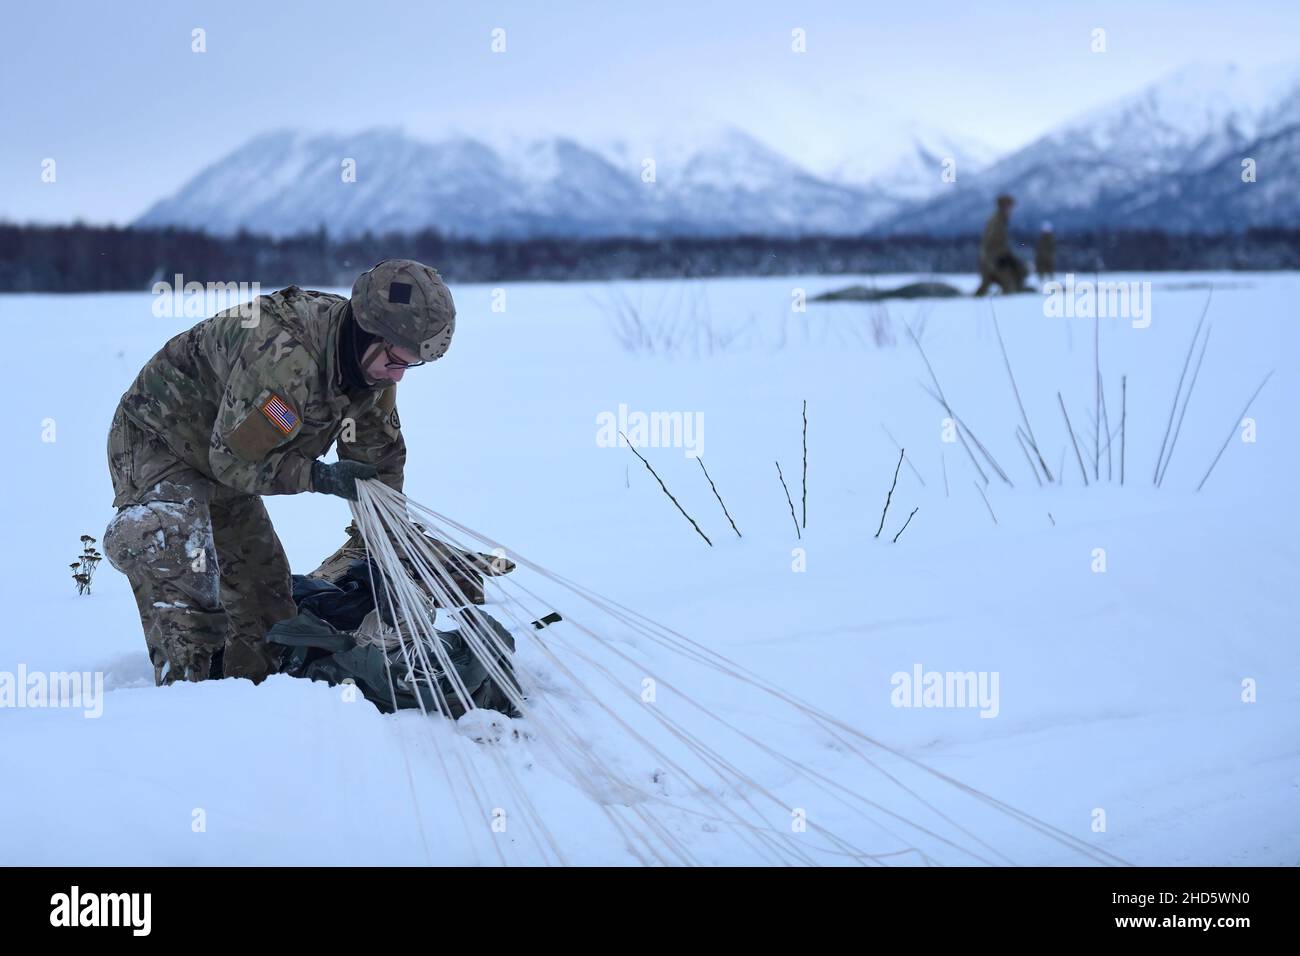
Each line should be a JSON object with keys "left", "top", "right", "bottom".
{"left": 310, "top": 460, "right": 379, "bottom": 501}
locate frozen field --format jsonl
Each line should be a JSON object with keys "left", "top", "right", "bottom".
{"left": 1, "top": 271, "right": 1297, "bottom": 865}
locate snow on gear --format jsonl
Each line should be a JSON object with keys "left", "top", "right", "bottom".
{"left": 102, "top": 475, "right": 293, "bottom": 685}
{"left": 102, "top": 269, "right": 436, "bottom": 684}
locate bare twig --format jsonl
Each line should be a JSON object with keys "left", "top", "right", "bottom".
{"left": 875, "top": 449, "right": 905, "bottom": 538}
{"left": 1120, "top": 375, "right": 1127, "bottom": 486}
{"left": 776, "top": 461, "right": 801, "bottom": 540}
{"left": 1094, "top": 314, "right": 1101, "bottom": 482}
{"left": 941, "top": 449, "right": 949, "bottom": 498}
{"left": 881, "top": 423, "right": 926, "bottom": 487}
{"left": 1058, "top": 392, "right": 1089, "bottom": 486}
{"left": 1158, "top": 326, "right": 1211, "bottom": 487}
{"left": 992, "top": 305, "right": 1053, "bottom": 481}
{"left": 801, "top": 400, "right": 808, "bottom": 529}
{"left": 892, "top": 507, "right": 919, "bottom": 544}
{"left": 1015, "top": 428, "right": 1043, "bottom": 487}
{"left": 696, "top": 457, "right": 741, "bottom": 538}
{"left": 975, "top": 482, "right": 998, "bottom": 526}
{"left": 1099, "top": 399, "right": 1112, "bottom": 478}
{"left": 1154, "top": 289, "right": 1213, "bottom": 484}
{"left": 1099, "top": 367, "right": 1113, "bottom": 482}
{"left": 905, "top": 321, "right": 995, "bottom": 485}
{"left": 916, "top": 380, "right": 1011, "bottom": 486}
{"left": 622, "top": 433, "right": 712, "bottom": 546}
{"left": 1195, "top": 370, "right": 1274, "bottom": 492}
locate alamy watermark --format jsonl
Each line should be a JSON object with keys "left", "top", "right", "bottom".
{"left": 50, "top": 886, "right": 150, "bottom": 935}
{"left": 152, "top": 273, "right": 261, "bottom": 327}
{"left": 1042, "top": 273, "right": 1151, "bottom": 328}
{"left": 890, "top": 664, "right": 1000, "bottom": 718}
{"left": 596, "top": 403, "right": 704, "bottom": 458}
{"left": 1, "top": 665, "right": 104, "bottom": 718}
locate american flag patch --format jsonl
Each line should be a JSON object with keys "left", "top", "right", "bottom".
{"left": 260, "top": 394, "right": 298, "bottom": 435}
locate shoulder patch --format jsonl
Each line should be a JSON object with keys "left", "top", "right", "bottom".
{"left": 261, "top": 393, "right": 299, "bottom": 435}
{"left": 226, "top": 389, "right": 300, "bottom": 463}
{"left": 388, "top": 408, "right": 400, "bottom": 430}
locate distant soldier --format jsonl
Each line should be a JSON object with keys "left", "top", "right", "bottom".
{"left": 1035, "top": 221, "right": 1056, "bottom": 281}
{"left": 974, "top": 194, "right": 1028, "bottom": 296}
{"left": 102, "top": 259, "right": 455, "bottom": 685}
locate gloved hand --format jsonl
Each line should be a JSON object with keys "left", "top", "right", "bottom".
{"left": 310, "top": 459, "right": 379, "bottom": 501}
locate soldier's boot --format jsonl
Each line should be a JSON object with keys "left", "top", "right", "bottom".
{"left": 156, "top": 638, "right": 218, "bottom": 685}
{"left": 103, "top": 495, "right": 228, "bottom": 686}
{"left": 221, "top": 635, "right": 281, "bottom": 684}
{"left": 210, "top": 490, "right": 297, "bottom": 684}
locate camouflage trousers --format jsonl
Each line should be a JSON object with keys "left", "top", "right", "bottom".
{"left": 103, "top": 411, "right": 294, "bottom": 685}
{"left": 975, "top": 256, "right": 1029, "bottom": 296}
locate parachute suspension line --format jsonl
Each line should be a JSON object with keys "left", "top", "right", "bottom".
{"left": 357, "top": 488, "right": 718, "bottom": 865}
{"left": 357, "top": 485, "right": 855, "bottom": 866}
{"left": 363, "top": 502, "right": 678, "bottom": 869}
{"left": 369, "top": 488, "right": 971, "bottom": 865}
{"left": 360, "top": 538, "right": 504, "bottom": 868}
{"left": 353, "top": 482, "right": 1125, "bottom": 867}
{"left": 406, "top": 495, "right": 1128, "bottom": 866}
{"left": 356, "top": 493, "right": 568, "bottom": 866}
{"left": 355, "top": 497, "right": 550, "bottom": 867}
{"left": 357, "top": 483, "right": 973, "bottom": 865}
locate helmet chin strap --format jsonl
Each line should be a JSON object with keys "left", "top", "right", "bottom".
{"left": 360, "top": 348, "right": 394, "bottom": 389}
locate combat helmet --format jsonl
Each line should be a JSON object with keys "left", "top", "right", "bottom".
{"left": 351, "top": 259, "right": 456, "bottom": 362}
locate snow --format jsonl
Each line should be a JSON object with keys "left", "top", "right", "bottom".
{"left": 736, "top": 87, "right": 1000, "bottom": 197}
{"left": 1, "top": 272, "right": 1298, "bottom": 865}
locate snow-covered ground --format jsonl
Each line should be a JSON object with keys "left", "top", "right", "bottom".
{"left": 1, "top": 271, "right": 1297, "bottom": 865}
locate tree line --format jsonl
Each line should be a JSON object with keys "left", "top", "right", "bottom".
{"left": 2, "top": 222, "right": 1297, "bottom": 292}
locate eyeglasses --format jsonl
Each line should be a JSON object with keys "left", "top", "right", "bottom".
{"left": 382, "top": 344, "right": 426, "bottom": 370}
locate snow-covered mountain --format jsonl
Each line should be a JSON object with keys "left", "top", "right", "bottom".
{"left": 136, "top": 124, "right": 890, "bottom": 240}
{"left": 589, "top": 123, "right": 898, "bottom": 235}
{"left": 742, "top": 90, "right": 1000, "bottom": 201}
{"left": 134, "top": 60, "right": 1300, "bottom": 240}
{"left": 883, "top": 59, "right": 1300, "bottom": 234}
{"left": 1114, "top": 122, "right": 1300, "bottom": 232}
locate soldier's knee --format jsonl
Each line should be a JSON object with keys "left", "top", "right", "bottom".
{"left": 103, "top": 501, "right": 220, "bottom": 609}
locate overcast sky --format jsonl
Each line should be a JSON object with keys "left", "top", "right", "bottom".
{"left": 4, "top": 0, "right": 1297, "bottom": 224}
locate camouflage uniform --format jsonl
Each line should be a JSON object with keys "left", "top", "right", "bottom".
{"left": 103, "top": 286, "right": 406, "bottom": 685}
{"left": 974, "top": 203, "right": 1027, "bottom": 295}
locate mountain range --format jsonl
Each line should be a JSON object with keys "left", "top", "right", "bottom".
{"left": 136, "top": 60, "right": 1300, "bottom": 239}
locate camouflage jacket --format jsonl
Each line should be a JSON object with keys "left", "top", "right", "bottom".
{"left": 979, "top": 211, "right": 1011, "bottom": 271}
{"left": 114, "top": 286, "right": 404, "bottom": 499}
